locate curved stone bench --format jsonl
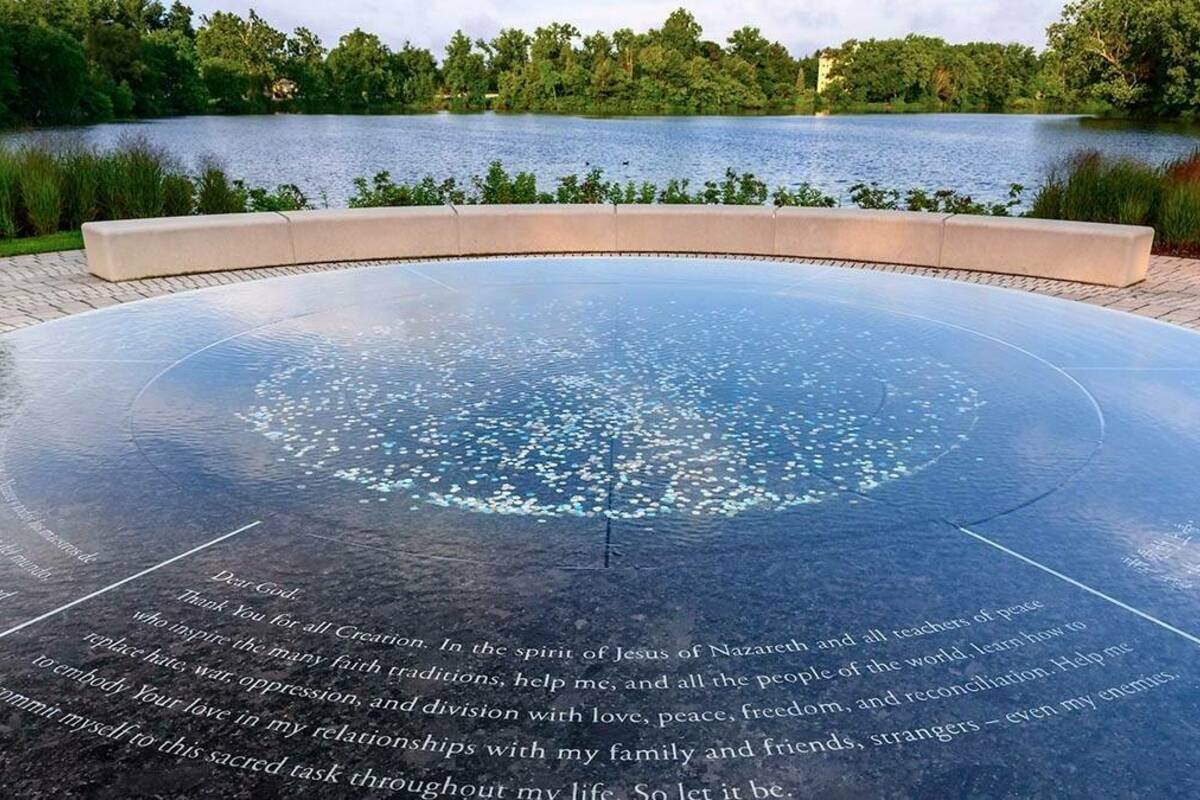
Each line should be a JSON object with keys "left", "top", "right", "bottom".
{"left": 82, "top": 205, "right": 1154, "bottom": 287}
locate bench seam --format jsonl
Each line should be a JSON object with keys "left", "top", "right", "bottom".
{"left": 274, "top": 211, "right": 298, "bottom": 266}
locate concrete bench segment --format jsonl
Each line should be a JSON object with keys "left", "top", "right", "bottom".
{"left": 457, "top": 204, "right": 616, "bottom": 254}
{"left": 775, "top": 208, "right": 948, "bottom": 268}
{"left": 616, "top": 205, "right": 775, "bottom": 255}
{"left": 81, "top": 206, "right": 1155, "bottom": 288}
{"left": 941, "top": 215, "right": 1154, "bottom": 288}
{"left": 82, "top": 212, "right": 293, "bottom": 282}
{"left": 282, "top": 206, "right": 458, "bottom": 263}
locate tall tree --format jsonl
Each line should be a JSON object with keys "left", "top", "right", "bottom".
{"left": 481, "top": 28, "right": 530, "bottom": 91}
{"left": 1048, "top": 0, "right": 1200, "bottom": 114}
{"left": 392, "top": 43, "right": 438, "bottom": 108}
{"left": 281, "top": 26, "right": 329, "bottom": 109}
{"left": 196, "top": 9, "right": 285, "bottom": 108}
{"left": 326, "top": 28, "right": 392, "bottom": 109}
{"left": 443, "top": 29, "right": 487, "bottom": 110}
{"left": 5, "top": 23, "right": 88, "bottom": 123}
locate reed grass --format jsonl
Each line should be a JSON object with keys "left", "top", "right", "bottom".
{"left": 0, "top": 150, "right": 19, "bottom": 239}
{"left": 17, "top": 149, "right": 62, "bottom": 236}
{"left": 1158, "top": 182, "right": 1200, "bottom": 247}
{"left": 194, "top": 159, "right": 247, "bottom": 215}
{"left": 1031, "top": 149, "right": 1200, "bottom": 251}
{"left": 59, "top": 149, "right": 101, "bottom": 229}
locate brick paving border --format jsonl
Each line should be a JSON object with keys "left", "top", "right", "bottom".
{"left": 2, "top": 249, "right": 1199, "bottom": 334}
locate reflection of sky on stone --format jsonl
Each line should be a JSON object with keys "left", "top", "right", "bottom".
{"left": 5, "top": 258, "right": 1197, "bottom": 564}
{"left": 238, "top": 293, "right": 985, "bottom": 520}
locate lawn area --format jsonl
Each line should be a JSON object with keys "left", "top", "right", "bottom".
{"left": 0, "top": 231, "right": 84, "bottom": 258}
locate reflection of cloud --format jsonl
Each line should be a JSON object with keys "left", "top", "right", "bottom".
{"left": 166, "top": 265, "right": 434, "bottom": 327}
{"left": 185, "top": 0, "right": 1063, "bottom": 56}
{"left": 1128, "top": 380, "right": 1200, "bottom": 440}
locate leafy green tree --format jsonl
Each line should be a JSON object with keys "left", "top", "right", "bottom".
{"left": 84, "top": 22, "right": 143, "bottom": 91}
{"left": 6, "top": 23, "right": 88, "bottom": 123}
{"left": 200, "top": 56, "right": 253, "bottom": 112}
{"left": 138, "top": 29, "right": 205, "bottom": 114}
{"left": 111, "top": 0, "right": 168, "bottom": 32}
{"left": 0, "top": 26, "right": 18, "bottom": 124}
{"left": 481, "top": 28, "right": 530, "bottom": 91}
{"left": 392, "top": 44, "right": 439, "bottom": 108}
{"left": 443, "top": 29, "right": 487, "bottom": 110}
{"left": 326, "top": 28, "right": 392, "bottom": 109}
{"left": 281, "top": 26, "right": 330, "bottom": 109}
{"left": 657, "top": 8, "right": 702, "bottom": 57}
{"left": 823, "top": 35, "right": 1051, "bottom": 110}
{"left": 164, "top": 1, "right": 194, "bottom": 38}
{"left": 727, "top": 26, "right": 801, "bottom": 108}
{"left": 1, "top": 0, "right": 1194, "bottom": 126}
{"left": 196, "top": 9, "right": 285, "bottom": 108}
{"left": 1048, "top": 0, "right": 1200, "bottom": 115}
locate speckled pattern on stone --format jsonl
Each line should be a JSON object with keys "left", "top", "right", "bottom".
{"left": 237, "top": 296, "right": 984, "bottom": 520}
{"left": 1, "top": 248, "right": 1198, "bottom": 334}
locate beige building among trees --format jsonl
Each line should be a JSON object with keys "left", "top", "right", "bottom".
{"left": 817, "top": 50, "right": 843, "bottom": 94}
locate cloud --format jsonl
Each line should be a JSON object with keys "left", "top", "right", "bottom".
{"left": 186, "top": 0, "right": 1065, "bottom": 57}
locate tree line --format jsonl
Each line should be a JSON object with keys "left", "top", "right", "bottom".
{"left": 0, "top": 0, "right": 1195, "bottom": 127}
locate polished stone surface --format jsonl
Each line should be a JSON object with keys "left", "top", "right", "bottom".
{"left": 0, "top": 257, "right": 1197, "bottom": 798}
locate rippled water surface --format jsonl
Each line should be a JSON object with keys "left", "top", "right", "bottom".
{"left": 4, "top": 113, "right": 1198, "bottom": 206}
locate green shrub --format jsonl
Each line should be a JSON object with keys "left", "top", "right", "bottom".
{"left": 93, "top": 141, "right": 171, "bottom": 220}
{"left": 658, "top": 178, "right": 694, "bottom": 204}
{"left": 693, "top": 169, "right": 767, "bottom": 205}
{"left": 1158, "top": 182, "right": 1200, "bottom": 247}
{"left": 904, "top": 184, "right": 1024, "bottom": 215}
{"left": 247, "top": 184, "right": 311, "bottom": 212}
{"left": 110, "top": 81, "right": 135, "bottom": 118}
{"left": 606, "top": 181, "right": 657, "bottom": 205}
{"left": 473, "top": 161, "right": 538, "bottom": 204}
{"left": 348, "top": 172, "right": 465, "bottom": 207}
{"left": 849, "top": 182, "right": 900, "bottom": 210}
{"left": 194, "top": 160, "right": 247, "bottom": 214}
{"left": 18, "top": 150, "right": 62, "bottom": 236}
{"left": 554, "top": 169, "right": 610, "bottom": 204}
{"left": 1029, "top": 178, "right": 1064, "bottom": 219}
{"left": 772, "top": 183, "right": 837, "bottom": 208}
{"left": 96, "top": 156, "right": 129, "bottom": 219}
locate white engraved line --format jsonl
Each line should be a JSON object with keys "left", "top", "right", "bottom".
{"left": 956, "top": 524, "right": 1200, "bottom": 647}
{"left": 0, "top": 520, "right": 262, "bottom": 639}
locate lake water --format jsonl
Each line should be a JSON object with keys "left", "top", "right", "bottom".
{"left": 4, "top": 113, "right": 1198, "bottom": 207}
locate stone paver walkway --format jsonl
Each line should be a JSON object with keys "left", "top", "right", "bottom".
{"left": 2, "top": 249, "right": 1199, "bottom": 334}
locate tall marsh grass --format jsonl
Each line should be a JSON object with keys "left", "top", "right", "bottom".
{"left": 0, "top": 141, "right": 313, "bottom": 242}
{"left": 0, "top": 140, "right": 309, "bottom": 242}
{"left": 1032, "top": 148, "right": 1200, "bottom": 249}
{"left": 1158, "top": 182, "right": 1200, "bottom": 247}
{"left": 0, "top": 139, "right": 191, "bottom": 239}
{"left": 0, "top": 152, "right": 19, "bottom": 239}
{"left": 59, "top": 149, "right": 100, "bottom": 229}
{"left": 194, "top": 159, "right": 248, "bottom": 215}
{"left": 18, "top": 150, "right": 63, "bottom": 236}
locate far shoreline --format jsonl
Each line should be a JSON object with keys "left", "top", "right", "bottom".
{"left": 6, "top": 109, "right": 1200, "bottom": 137}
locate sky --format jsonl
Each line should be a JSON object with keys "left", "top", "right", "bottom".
{"left": 183, "top": 0, "right": 1068, "bottom": 57}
